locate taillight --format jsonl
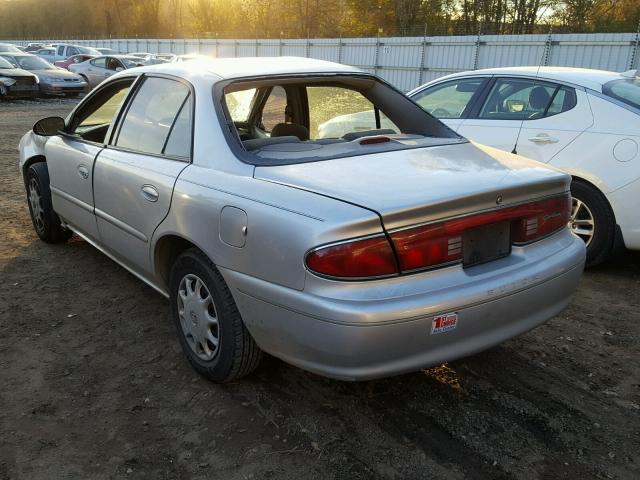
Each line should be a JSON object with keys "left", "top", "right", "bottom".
{"left": 390, "top": 193, "right": 571, "bottom": 272}
{"left": 305, "top": 194, "right": 570, "bottom": 279}
{"left": 511, "top": 195, "right": 571, "bottom": 244}
{"left": 305, "top": 235, "right": 398, "bottom": 279}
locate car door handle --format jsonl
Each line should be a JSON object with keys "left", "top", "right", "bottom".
{"left": 528, "top": 133, "right": 559, "bottom": 144}
{"left": 141, "top": 185, "right": 159, "bottom": 202}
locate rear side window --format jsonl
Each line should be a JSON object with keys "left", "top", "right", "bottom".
{"left": 115, "top": 77, "right": 191, "bottom": 158}
{"left": 163, "top": 94, "right": 193, "bottom": 158}
{"left": 479, "top": 78, "right": 576, "bottom": 120}
{"left": 413, "top": 78, "right": 484, "bottom": 119}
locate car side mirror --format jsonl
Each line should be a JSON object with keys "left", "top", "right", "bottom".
{"left": 115, "top": 67, "right": 124, "bottom": 72}
{"left": 33, "top": 116, "right": 65, "bottom": 136}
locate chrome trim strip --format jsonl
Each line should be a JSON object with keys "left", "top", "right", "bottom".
{"left": 50, "top": 186, "right": 94, "bottom": 213}
{"left": 94, "top": 208, "right": 148, "bottom": 243}
{"left": 66, "top": 226, "right": 169, "bottom": 298}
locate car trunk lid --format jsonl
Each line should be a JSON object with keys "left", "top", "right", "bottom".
{"left": 254, "top": 142, "right": 570, "bottom": 231}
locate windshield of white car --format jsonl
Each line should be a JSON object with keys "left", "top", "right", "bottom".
{"left": 603, "top": 78, "right": 640, "bottom": 110}
{"left": 219, "top": 75, "right": 461, "bottom": 166}
{"left": 0, "top": 57, "right": 14, "bottom": 69}
{"left": 13, "top": 55, "right": 55, "bottom": 70}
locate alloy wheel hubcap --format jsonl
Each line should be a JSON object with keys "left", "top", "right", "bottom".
{"left": 177, "top": 274, "right": 219, "bottom": 361}
{"left": 28, "top": 178, "right": 45, "bottom": 232}
{"left": 569, "top": 197, "right": 595, "bottom": 246}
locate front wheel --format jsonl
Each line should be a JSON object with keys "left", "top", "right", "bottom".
{"left": 26, "top": 163, "right": 72, "bottom": 244}
{"left": 570, "top": 180, "right": 616, "bottom": 267}
{"left": 169, "top": 248, "right": 262, "bottom": 382}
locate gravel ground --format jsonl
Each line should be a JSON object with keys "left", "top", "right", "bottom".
{"left": 0, "top": 99, "right": 639, "bottom": 480}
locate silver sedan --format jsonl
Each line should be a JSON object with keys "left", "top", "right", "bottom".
{"left": 18, "top": 58, "right": 585, "bottom": 382}
{"left": 69, "top": 55, "right": 143, "bottom": 88}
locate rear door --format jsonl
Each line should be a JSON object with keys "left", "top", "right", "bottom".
{"left": 45, "top": 78, "right": 135, "bottom": 241}
{"left": 515, "top": 85, "right": 593, "bottom": 162}
{"left": 411, "top": 77, "right": 489, "bottom": 132}
{"left": 93, "top": 75, "right": 193, "bottom": 274}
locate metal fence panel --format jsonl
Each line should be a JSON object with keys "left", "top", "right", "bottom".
{"left": 11, "top": 33, "right": 638, "bottom": 91}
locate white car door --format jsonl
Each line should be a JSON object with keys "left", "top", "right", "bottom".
{"left": 45, "top": 78, "right": 135, "bottom": 241}
{"left": 92, "top": 76, "right": 192, "bottom": 274}
{"left": 516, "top": 86, "right": 593, "bottom": 163}
{"left": 411, "top": 77, "right": 489, "bottom": 132}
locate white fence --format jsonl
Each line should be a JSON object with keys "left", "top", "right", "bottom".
{"left": 12, "top": 33, "right": 640, "bottom": 91}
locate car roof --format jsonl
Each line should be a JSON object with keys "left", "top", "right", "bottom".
{"left": 420, "top": 66, "right": 626, "bottom": 92}
{"left": 127, "top": 56, "right": 362, "bottom": 81}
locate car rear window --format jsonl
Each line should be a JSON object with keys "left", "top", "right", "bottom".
{"left": 603, "top": 78, "right": 640, "bottom": 110}
{"left": 218, "top": 75, "right": 461, "bottom": 166}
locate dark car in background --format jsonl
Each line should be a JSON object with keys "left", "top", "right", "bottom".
{"left": 0, "top": 53, "right": 87, "bottom": 97}
{"left": 0, "top": 56, "right": 38, "bottom": 99}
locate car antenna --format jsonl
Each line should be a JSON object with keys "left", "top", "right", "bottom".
{"left": 512, "top": 27, "right": 552, "bottom": 155}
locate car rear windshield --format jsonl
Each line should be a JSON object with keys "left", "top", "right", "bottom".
{"left": 603, "top": 78, "right": 640, "bottom": 110}
{"left": 217, "top": 75, "right": 461, "bottom": 166}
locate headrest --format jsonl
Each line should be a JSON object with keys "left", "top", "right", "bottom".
{"left": 528, "top": 86, "right": 551, "bottom": 111}
{"left": 271, "top": 123, "right": 310, "bottom": 141}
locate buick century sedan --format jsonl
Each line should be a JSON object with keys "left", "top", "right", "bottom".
{"left": 19, "top": 58, "right": 585, "bottom": 382}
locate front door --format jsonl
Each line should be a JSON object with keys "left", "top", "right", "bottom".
{"left": 93, "top": 75, "right": 193, "bottom": 274}
{"left": 45, "top": 78, "right": 135, "bottom": 241}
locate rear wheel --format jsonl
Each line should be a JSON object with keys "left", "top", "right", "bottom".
{"left": 26, "top": 163, "right": 72, "bottom": 244}
{"left": 570, "top": 180, "right": 615, "bottom": 266}
{"left": 169, "top": 248, "right": 262, "bottom": 382}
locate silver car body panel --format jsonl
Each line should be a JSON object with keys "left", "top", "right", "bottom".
{"left": 18, "top": 58, "right": 585, "bottom": 380}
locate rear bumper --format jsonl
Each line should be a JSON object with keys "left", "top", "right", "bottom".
{"left": 223, "top": 230, "right": 585, "bottom": 380}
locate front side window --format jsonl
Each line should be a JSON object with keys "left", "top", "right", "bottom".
{"left": 412, "top": 79, "right": 484, "bottom": 119}
{"left": 115, "top": 77, "right": 191, "bottom": 157}
{"left": 603, "top": 78, "right": 640, "bottom": 110}
{"left": 69, "top": 79, "right": 134, "bottom": 143}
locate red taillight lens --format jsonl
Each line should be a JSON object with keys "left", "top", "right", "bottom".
{"left": 511, "top": 195, "right": 571, "bottom": 244}
{"left": 305, "top": 235, "right": 398, "bottom": 279}
{"left": 390, "top": 193, "right": 571, "bottom": 272}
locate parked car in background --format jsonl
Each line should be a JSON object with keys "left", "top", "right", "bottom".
{"left": 408, "top": 67, "right": 640, "bottom": 266}
{"left": 19, "top": 58, "right": 584, "bottom": 382}
{"left": 0, "top": 43, "right": 21, "bottom": 53}
{"left": 24, "top": 42, "right": 46, "bottom": 53}
{"left": 156, "top": 53, "right": 177, "bottom": 62}
{"left": 0, "top": 53, "right": 86, "bottom": 97}
{"left": 0, "top": 56, "right": 39, "bottom": 99}
{"left": 38, "top": 43, "right": 100, "bottom": 64}
{"left": 35, "top": 47, "right": 57, "bottom": 62}
{"left": 55, "top": 54, "right": 95, "bottom": 71}
{"left": 69, "top": 55, "right": 144, "bottom": 88}
{"left": 172, "top": 53, "right": 212, "bottom": 63}
{"left": 16, "top": 45, "right": 27, "bottom": 52}
{"left": 128, "top": 52, "right": 169, "bottom": 65}
{"left": 97, "top": 48, "right": 117, "bottom": 55}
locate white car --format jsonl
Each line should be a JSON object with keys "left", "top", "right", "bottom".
{"left": 408, "top": 67, "right": 640, "bottom": 265}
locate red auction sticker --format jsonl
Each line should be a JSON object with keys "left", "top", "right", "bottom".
{"left": 431, "top": 313, "right": 458, "bottom": 335}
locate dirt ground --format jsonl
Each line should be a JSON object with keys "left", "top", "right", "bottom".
{"left": 0, "top": 99, "right": 639, "bottom": 480}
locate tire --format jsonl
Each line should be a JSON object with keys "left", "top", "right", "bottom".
{"left": 169, "top": 248, "right": 262, "bottom": 382}
{"left": 570, "top": 180, "right": 616, "bottom": 267}
{"left": 25, "top": 163, "right": 72, "bottom": 244}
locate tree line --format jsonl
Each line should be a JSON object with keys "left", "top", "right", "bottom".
{"left": 0, "top": 0, "right": 638, "bottom": 40}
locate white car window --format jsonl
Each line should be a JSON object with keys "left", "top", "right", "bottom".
{"left": 163, "top": 94, "right": 193, "bottom": 159}
{"left": 115, "top": 77, "right": 190, "bottom": 156}
{"left": 413, "top": 79, "right": 484, "bottom": 119}
{"left": 603, "top": 78, "right": 640, "bottom": 110}
{"left": 261, "top": 86, "right": 287, "bottom": 133}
